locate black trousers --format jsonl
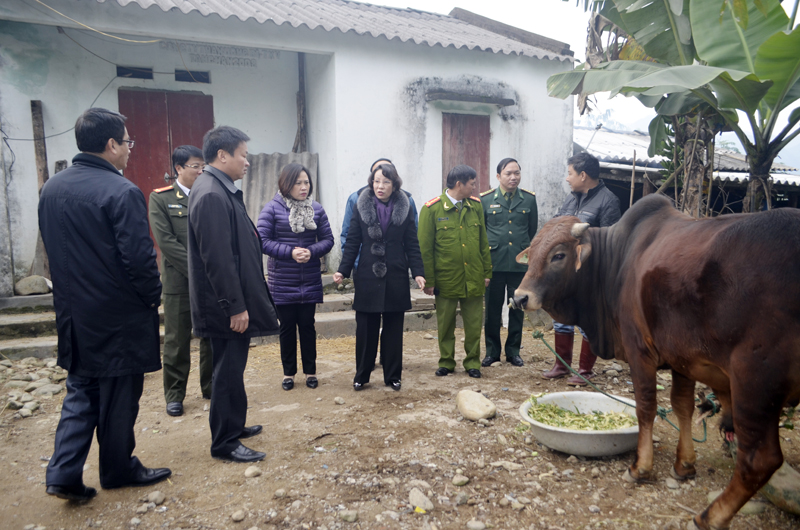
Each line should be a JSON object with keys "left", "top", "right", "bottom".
{"left": 46, "top": 373, "right": 146, "bottom": 489}
{"left": 354, "top": 311, "right": 404, "bottom": 385}
{"left": 276, "top": 303, "right": 317, "bottom": 376}
{"left": 484, "top": 271, "right": 526, "bottom": 360}
{"left": 209, "top": 336, "right": 250, "bottom": 456}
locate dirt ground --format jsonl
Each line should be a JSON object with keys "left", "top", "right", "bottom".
{"left": 2, "top": 328, "right": 799, "bottom": 530}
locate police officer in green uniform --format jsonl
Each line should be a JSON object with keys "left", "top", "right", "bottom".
{"left": 148, "top": 145, "right": 212, "bottom": 417}
{"left": 480, "top": 158, "right": 538, "bottom": 367}
{"left": 418, "top": 165, "right": 492, "bottom": 378}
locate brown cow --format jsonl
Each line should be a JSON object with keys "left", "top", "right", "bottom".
{"left": 511, "top": 194, "right": 800, "bottom": 530}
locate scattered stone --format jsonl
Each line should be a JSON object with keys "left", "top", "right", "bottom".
{"left": 244, "top": 466, "right": 261, "bottom": 478}
{"left": 19, "top": 408, "right": 32, "bottom": 418}
{"left": 477, "top": 418, "right": 490, "bottom": 426}
{"left": 334, "top": 397, "right": 345, "bottom": 405}
{"left": 136, "top": 504, "right": 149, "bottom": 514}
{"left": 496, "top": 434, "right": 507, "bottom": 445}
{"left": 409, "top": 488, "right": 434, "bottom": 511}
{"left": 409, "top": 480, "right": 432, "bottom": 490}
{"left": 454, "top": 492, "right": 468, "bottom": 505}
{"left": 610, "top": 363, "right": 624, "bottom": 371}
{"left": 511, "top": 501, "right": 525, "bottom": 510}
{"left": 15, "top": 275, "right": 51, "bottom": 295}
{"left": 566, "top": 455, "right": 579, "bottom": 464}
{"left": 661, "top": 520, "right": 682, "bottom": 530}
{"left": 274, "top": 489, "right": 286, "bottom": 498}
{"left": 19, "top": 393, "right": 34, "bottom": 403}
{"left": 147, "top": 491, "right": 166, "bottom": 505}
{"left": 7, "top": 400, "right": 23, "bottom": 410}
{"left": 33, "top": 384, "right": 63, "bottom": 396}
{"left": 591, "top": 467, "right": 600, "bottom": 478}
{"left": 665, "top": 477, "right": 680, "bottom": 490}
{"left": 25, "top": 379, "right": 52, "bottom": 392}
{"left": 498, "top": 498, "right": 510, "bottom": 507}
{"left": 555, "top": 507, "right": 566, "bottom": 515}
{"left": 23, "top": 401, "right": 39, "bottom": 411}
{"left": 406, "top": 403, "right": 414, "bottom": 409}
{"left": 231, "top": 509, "right": 246, "bottom": 522}
{"left": 466, "top": 520, "right": 486, "bottom": 530}
{"left": 589, "top": 505, "right": 601, "bottom": 513}
{"left": 456, "top": 389, "right": 496, "bottom": 421}
{"left": 605, "top": 369, "right": 620, "bottom": 377}
{"left": 339, "top": 510, "right": 358, "bottom": 522}
{"left": 489, "top": 460, "right": 523, "bottom": 471}
{"left": 452, "top": 474, "right": 469, "bottom": 486}
{"left": 0, "top": 360, "right": 12, "bottom": 368}
{"left": 130, "top": 517, "right": 141, "bottom": 526}
{"left": 524, "top": 436, "right": 533, "bottom": 444}
{"left": 5, "top": 381, "right": 29, "bottom": 389}
{"left": 11, "top": 373, "right": 34, "bottom": 382}
{"left": 291, "top": 500, "right": 301, "bottom": 510}
{"left": 518, "top": 496, "right": 531, "bottom": 504}
{"left": 423, "top": 333, "right": 435, "bottom": 340}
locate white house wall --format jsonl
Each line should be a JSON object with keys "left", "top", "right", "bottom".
{"left": 0, "top": 0, "right": 573, "bottom": 286}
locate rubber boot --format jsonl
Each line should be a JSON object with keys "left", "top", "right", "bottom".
{"left": 542, "top": 331, "right": 573, "bottom": 379}
{"left": 567, "top": 339, "right": 597, "bottom": 386}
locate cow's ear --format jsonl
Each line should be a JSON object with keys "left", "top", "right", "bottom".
{"left": 574, "top": 242, "right": 592, "bottom": 271}
{"left": 515, "top": 248, "right": 529, "bottom": 264}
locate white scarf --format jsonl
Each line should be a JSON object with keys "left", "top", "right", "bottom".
{"left": 281, "top": 194, "right": 317, "bottom": 233}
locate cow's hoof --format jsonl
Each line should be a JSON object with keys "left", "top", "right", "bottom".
{"left": 670, "top": 464, "right": 697, "bottom": 481}
{"left": 623, "top": 469, "right": 637, "bottom": 483}
{"left": 686, "top": 519, "right": 702, "bottom": 530}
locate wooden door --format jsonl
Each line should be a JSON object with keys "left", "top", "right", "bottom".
{"left": 442, "top": 113, "right": 490, "bottom": 192}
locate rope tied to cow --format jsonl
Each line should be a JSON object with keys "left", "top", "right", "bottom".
{"left": 531, "top": 330, "right": 711, "bottom": 443}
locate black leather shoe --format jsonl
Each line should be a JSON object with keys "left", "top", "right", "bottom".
{"left": 213, "top": 444, "right": 266, "bottom": 463}
{"left": 166, "top": 402, "right": 183, "bottom": 416}
{"left": 240, "top": 425, "right": 263, "bottom": 439}
{"left": 353, "top": 382, "right": 366, "bottom": 391}
{"left": 481, "top": 357, "right": 500, "bottom": 367}
{"left": 386, "top": 380, "right": 401, "bottom": 391}
{"left": 282, "top": 378, "right": 294, "bottom": 391}
{"left": 467, "top": 369, "right": 482, "bottom": 378}
{"left": 508, "top": 356, "right": 525, "bottom": 367}
{"left": 435, "top": 367, "right": 454, "bottom": 376}
{"left": 105, "top": 467, "right": 172, "bottom": 489}
{"left": 202, "top": 393, "right": 211, "bottom": 400}
{"left": 46, "top": 484, "right": 97, "bottom": 501}
{"left": 306, "top": 377, "right": 318, "bottom": 389}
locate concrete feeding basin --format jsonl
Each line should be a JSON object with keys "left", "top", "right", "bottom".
{"left": 519, "top": 391, "right": 639, "bottom": 457}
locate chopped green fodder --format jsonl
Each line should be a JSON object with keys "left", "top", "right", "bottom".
{"left": 526, "top": 396, "right": 637, "bottom": 431}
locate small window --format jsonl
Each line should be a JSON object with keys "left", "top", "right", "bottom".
{"left": 175, "top": 70, "right": 210, "bottom": 83}
{"left": 116, "top": 66, "right": 153, "bottom": 80}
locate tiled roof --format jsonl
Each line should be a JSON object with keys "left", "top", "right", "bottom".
{"left": 101, "top": 0, "right": 572, "bottom": 61}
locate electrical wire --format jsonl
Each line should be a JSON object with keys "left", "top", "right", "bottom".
{"left": 32, "top": 0, "right": 161, "bottom": 43}
{"left": 58, "top": 27, "right": 175, "bottom": 75}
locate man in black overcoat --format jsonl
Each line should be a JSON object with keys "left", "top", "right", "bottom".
{"left": 40, "top": 108, "right": 172, "bottom": 502}
{"left": 188, "top": 126, "right": 280, "bottom": 463}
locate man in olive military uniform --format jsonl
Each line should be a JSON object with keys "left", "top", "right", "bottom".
{"left": 419, "top": 165, "right": 492, "bottom": 379}
{"left": 149, "top": 145, "right": 212, "bottom": 417}
{"left": 480, "top": 158, "right": 538, "bottom": 367}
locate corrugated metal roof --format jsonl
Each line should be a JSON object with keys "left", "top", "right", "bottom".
{"left": 99, "top": 0, "right": 572, "bottom": 61}
{"left": 574, "top": 126, "right": 796, "bottom": 173}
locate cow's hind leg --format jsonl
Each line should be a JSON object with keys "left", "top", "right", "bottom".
{"left": 694, "top": 382, "right": 784, "bottom": 529}
{"left": 669, "top": 370, "right": 696, "bottom": 480}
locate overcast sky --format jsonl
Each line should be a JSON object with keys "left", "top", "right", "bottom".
{"left": 373, "top": 0, "right": 800, "bottom": 171}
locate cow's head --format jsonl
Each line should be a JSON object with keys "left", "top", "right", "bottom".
{"left": 510, "top": 217, "right": 591, "bottom": 313}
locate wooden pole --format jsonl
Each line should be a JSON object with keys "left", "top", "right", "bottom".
{"left": 292, "top": 52, "right": 308, "bottom": 153}
{"left": 629, "top": 150, "right": 636, "bottom": 207}
{"left": 29, "top": 101, "right": 51, "bottom": 279}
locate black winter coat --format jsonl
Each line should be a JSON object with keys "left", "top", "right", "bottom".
{"left": 188, "top": 167, "right": 280, "bottom": 338}
{"left": 38, "top": 154, "right": 162, "bottom": 377}
{"left": 554, "top": 180, "right": 621, "bottom": 228}
{"left": 338, "top": 189, "right": 425, "bottom": 313}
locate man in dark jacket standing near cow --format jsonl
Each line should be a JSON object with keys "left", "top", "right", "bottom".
{"left": 40, "top": 108, "right": 171, "bottom": 501}
{"left": 542, "top": 151, "right": 621, "bottom": 385}
{"left": 188, "top": 126, "right": 280, "bottom": 463}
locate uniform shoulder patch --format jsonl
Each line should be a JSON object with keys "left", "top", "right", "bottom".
{"left": 480, "top": 188, "right": 495, "bottom": 197}
{"left": 520, "top": 188, "right": 535, "bottom": 196}
{"left": 153, "top": 185, "right": 174, "bottom": 193}
{"left": 424, "top": 196, "right": 441, "bottom": 208}
{"left": 469, "top": 196, "right": 481, "bottom": 202}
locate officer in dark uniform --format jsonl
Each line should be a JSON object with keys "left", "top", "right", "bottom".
{"left": 480, "top": 158, "right": 538, "bottom": 367}
{"left": 149, "top": 146, "right": 212, "bottom": 417}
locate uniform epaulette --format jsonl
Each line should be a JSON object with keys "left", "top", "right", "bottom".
{"left": 424, "top": 196, "right": 441, "bottom": 208}
{"left": 480, "top": 188, "right": 495, "bottom": 197}
{"left": 520, "top": 188, "right": 535, "bottom": 195}
{"left": 469, "top": 196, "right": 481, "bottom": 202}
{"left": 153, "top": 185, "right": 174, "bottom": 193}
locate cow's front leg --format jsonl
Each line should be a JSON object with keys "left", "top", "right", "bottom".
{"left": 624, "top": 356, "right": 659, "bottom": 483}
{"left": 670, "top": 370, "right": 696, "bottom": 480}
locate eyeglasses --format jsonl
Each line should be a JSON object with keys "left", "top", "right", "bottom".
{"left": 119, "top": 139, "right": 135, "bottom": 149}
{"left": 183, "top": 163, "right": 204, "bottom": 170}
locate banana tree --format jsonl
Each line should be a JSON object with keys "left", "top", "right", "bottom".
{"left": 553, "top": 0, "right": 800, "bottom": 212}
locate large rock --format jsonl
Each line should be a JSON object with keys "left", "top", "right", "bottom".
{"left": 456, "top": 390, "right": 496, "bottom": 421}
{"left": 15, "top": 275, "right": 51, "bottom": 295}
{"left": 409, "top": 488, "right": 434, "bottom": 511}
{"left": 761, "top": 461, "right": 800, "bottom": 515}
{"left": 32, "top": 383, "right": 63, "bottom": 396}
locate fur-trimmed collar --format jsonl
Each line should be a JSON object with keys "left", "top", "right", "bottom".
{"left": 356, "top": 188, "right": 410, "bottom": 241}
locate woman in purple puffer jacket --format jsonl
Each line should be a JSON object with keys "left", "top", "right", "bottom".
{"left": 257, "top": 164, "right": 334, "bottom": 391}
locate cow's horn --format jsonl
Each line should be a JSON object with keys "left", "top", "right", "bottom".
{"left": 571, "top": 223, "right": 590, "bottom": 238}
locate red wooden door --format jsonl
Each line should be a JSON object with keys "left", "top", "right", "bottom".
{"left": 167, "top": 92, "right": 214, "bottom": 151}
{"left": 442, "top": 113, "right": 491, "bottom": 192}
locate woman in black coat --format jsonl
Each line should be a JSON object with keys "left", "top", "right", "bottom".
{"left": 334, "top": 164, "right": 425, "bottom": 391}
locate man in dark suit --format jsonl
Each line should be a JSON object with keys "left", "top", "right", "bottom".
{"left": 149, "top": 146, "right": 213, "bottom": 416}
{"left": 39, "top": 108, "right": 171, "bottom": 502}
{"left": 188, "top": 126, "right": 280, "bottom": 463}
